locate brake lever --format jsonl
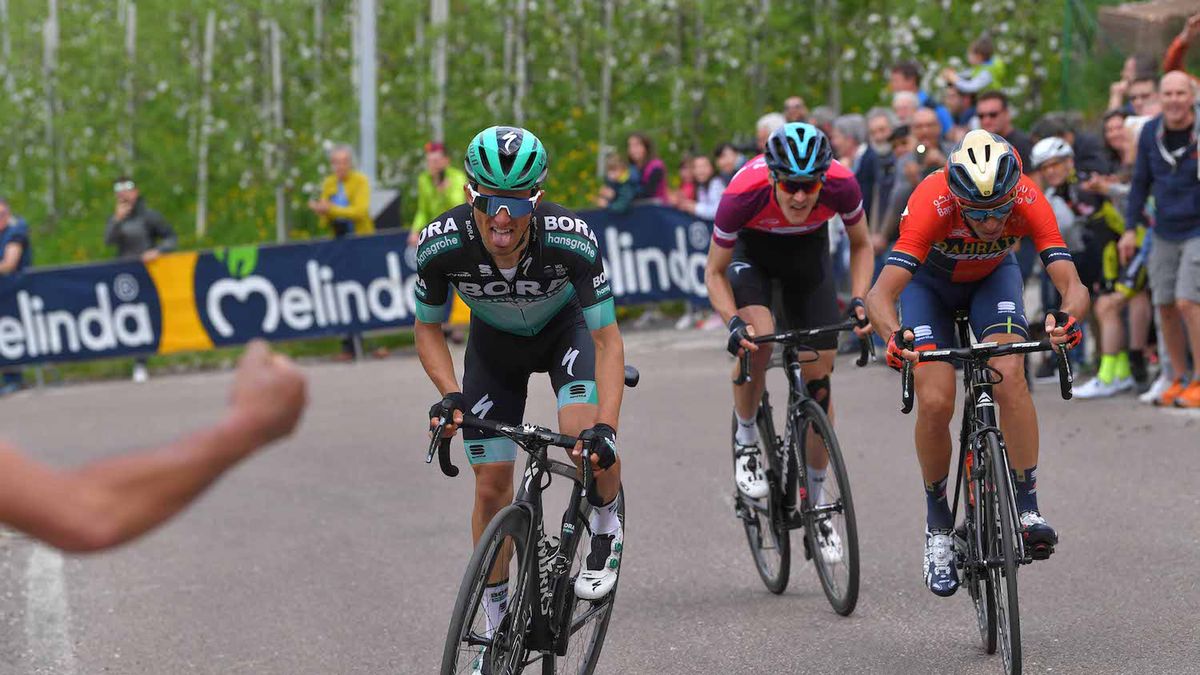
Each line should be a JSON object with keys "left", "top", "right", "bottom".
{"left": 425, "top": 417, "right": 460, "bottom": 477}
{"left": 733, "top": 349, "right": 751, "bottom": 385}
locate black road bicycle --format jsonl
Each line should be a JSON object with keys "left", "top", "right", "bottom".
{"left": 731, "top": 318, "right": 871, "bottom": 615}
{"left": 428, "top": 367, "right": 639, "bottom": 675}
{"left": 898, "top": 312, "right": 1072, "bottom": 675}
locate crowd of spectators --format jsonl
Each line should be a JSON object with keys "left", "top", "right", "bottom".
{"left": 586, "top": 16, "right": 1200, "bottom": 409}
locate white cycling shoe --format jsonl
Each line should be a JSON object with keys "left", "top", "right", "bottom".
{"left": 735, "top": 443, "right": 770, "bottom": 499}
{"left": 815, "top": 520, "right": 843, "bottom": 564}
{"left": 574, "top": 525, "right": 623, "bottom": 601}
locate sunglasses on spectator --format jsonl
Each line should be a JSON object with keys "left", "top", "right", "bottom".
{"left": 772, "top": 173, "right": 824, "bottom": 194}
{"left": 467, "top": 184, "right": 541, "bottom": 218}
{"left": 113, "top": 181, "right": 136, "bottom": 192}
{"left": 961, "top": 199, "right": 1015, "bottom": 222}
{"left": 977, "top": 110, "right": 1003, "bottom": 120}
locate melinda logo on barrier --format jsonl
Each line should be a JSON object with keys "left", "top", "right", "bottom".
{"left": 0, "top": 266, "right": 160, "bottom": 364}
{"left": 196, "top": 237, "right": 419, "bottom": 344}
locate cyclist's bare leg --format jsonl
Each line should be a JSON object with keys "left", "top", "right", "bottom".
{"left": 558, "top": 403, "right": 621, "bottom": 504}
{"left": 913, "top": 362, "right": 957, "bottom": 484}
{"left": 800, "top": 349, "right": 836, "bottom": 471}
{"left": 472, "top": 461, "right": 516, "bottom": 583}
{"left": 983, "top": 332, "right": 1038, "bottom": 472}
{"left": 733, "top": 305, "right": 775, "bottom": 422}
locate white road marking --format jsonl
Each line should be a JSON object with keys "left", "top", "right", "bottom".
{"left": 24, "top": 544, "right": 78, "bottom": 675}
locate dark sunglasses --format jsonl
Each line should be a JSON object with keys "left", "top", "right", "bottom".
{"left": 961, "top": 199, "right": 1015, "bottom": 222}
{"left": 468, "top": 184, "right": 541, "bottom": 217}
{"left": 977, "top": 110, "right": 1003, "bottom": 120}
{"left": 772, "top": 173, "right": 824, "bottom": 194}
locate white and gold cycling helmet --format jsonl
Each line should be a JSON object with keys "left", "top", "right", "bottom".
{"left": 945, "top": 129, "right": 1022, "bottom": 206}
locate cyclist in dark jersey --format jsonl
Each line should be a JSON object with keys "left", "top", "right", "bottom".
{"left": 705, "top": 122, "right": 875, "bottom": 564}
{"left": 414, "top": 128, "right": 626, "bottom": 664}
{"left": 867, "top": 130, "right": 1089, "bottom": 596}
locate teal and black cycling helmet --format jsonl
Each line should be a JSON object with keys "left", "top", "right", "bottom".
{"left": 763, "top": 122, "right": 833, "bottom": 179}
{"left": 464, "top": 126, "right": 549, "bottom": 192}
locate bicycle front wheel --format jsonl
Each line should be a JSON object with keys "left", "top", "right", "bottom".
{"left": 732, "top": 406, "right": 791, "bottom": 594}
{"left": 964, "top": 445, "right": 997, "bottom": 654}
{"left": 794, "top": 399, "right": 860, "bottom": 616}
{"left": 441, "top": 505, "right": 533, "bottom": 675}
{"left": 550, "top": 476, "right": 625, "bottom": 674}
{"left": 984, "top": 432, "right": 1022, "bottom": 675}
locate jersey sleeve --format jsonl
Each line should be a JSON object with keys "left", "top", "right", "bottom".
{"left": 884, "top": 176, "right": 947, "bottom": 273}
{"left": 828, "top": 169, "right": 865, "bottom": 226}
{"left": 565, "top": 218, "right": 616, "bottom": 331}
{"left": 712, "top": 187, "right": 770, "bottom": 249}
{"left": 1015, "top": 182, "right": 1073, "bottom": 268}
{"left": 412, "top": 224, "right": 456, "bottom": 324}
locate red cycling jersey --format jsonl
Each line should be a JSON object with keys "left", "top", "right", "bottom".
{"left": 885, "top": 171, "right": 1072, "bottom": 283}
{"left": 711, "top": 155, "right": 864, "bottom": 248}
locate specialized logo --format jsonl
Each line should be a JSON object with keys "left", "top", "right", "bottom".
{"left": 472, "top": 393, "right": 495, "bottom": 418}
{"left": 502, "top": 130, "right": 519, "bottom": 153}
{"left": 562, "top": 347, "right": 580, "bottom": 377}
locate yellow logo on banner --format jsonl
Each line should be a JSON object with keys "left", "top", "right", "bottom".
{"left": 145, "top": 252, "right": 215, "bottom": 354}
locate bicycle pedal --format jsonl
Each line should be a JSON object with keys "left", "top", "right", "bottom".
{"left": 1026, "top": 542, "right": 1054, "bottom": 561}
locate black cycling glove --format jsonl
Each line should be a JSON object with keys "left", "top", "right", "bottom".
{"left": 579, "top": 423, "right": 618, "bottom": 470}
{"left": 727, "top": 316, "right": 751, "bottom": 356}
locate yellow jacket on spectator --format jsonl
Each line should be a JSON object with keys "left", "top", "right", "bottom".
{"left": 319, "top": 171, "right": 374, "bottom": 235}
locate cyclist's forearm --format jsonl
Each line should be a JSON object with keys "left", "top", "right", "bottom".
{"left": 704, "top": 243, "right": 739, "bottom": 324}
{"left": 847, "top": 224, "right": 875, "bottom": 300}
{"left": 866, "top": 270, "right": 906, "bottom": 339}
{"left": 415, "top": 321, "right": 460, "bottom": 395}
{"left": 593, "top": 326, "right": 625, "bottom": 431}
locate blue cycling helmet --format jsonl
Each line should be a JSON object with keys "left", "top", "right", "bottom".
{"left": 946, "top": 129, "right": 1022, "bottom": 206}
{"left": 763, "top": 122, "right": 834, "bottom": 179}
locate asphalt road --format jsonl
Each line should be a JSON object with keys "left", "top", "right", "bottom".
{"left": 0, "top": 328, "right": 1197, "bottom": 674}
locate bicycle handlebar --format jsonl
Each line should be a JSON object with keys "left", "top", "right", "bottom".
{"left": 733, "top": 318, "right": 872, "bottom": 385}
{"left": 424, "top": 365, "right": 641, "bottom": 508}
{"left": 899, "top": 339, "right": 1073, "bottom": 414}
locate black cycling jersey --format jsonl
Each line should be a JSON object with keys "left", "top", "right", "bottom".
{"left": 413, "top": 202, "right": 616, "bottom": 336}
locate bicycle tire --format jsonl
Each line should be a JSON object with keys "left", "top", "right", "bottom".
{"left": 547, "top": 462, "right": 625, "bottom": 675}
{"left": 794, "top": 399, "right": 860, "bottom": 616}
{"left": 984, "top": 432, "right": 1022, "bottom": 675}
{"left": 732, "top": 404, "right": 791, "bottom": 594}
{"left": 441, "top": 505, "right": 533, "bottom": 675}
{"left": 965, "top": 444, "right": 998, "bottom": 655}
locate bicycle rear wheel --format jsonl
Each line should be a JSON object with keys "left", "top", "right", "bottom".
{"left": 441, "top": 505, "right": 533, "bottom": 675}
{"left": 549, "top": 469, "right": 625, "bottom": 674}
{"left": 964, "top": 445, "right": 997, "bottom": 655}
{"left": 984, "top": 432, "right": 1022, "bottom": 675}
{"left": 794, "top": 399, "right": 860, "bottom": 616}
{"left": 732, "top": 403, "right": 791, "bottom": 594}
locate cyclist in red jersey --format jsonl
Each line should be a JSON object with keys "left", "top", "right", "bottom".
{"left": 866, "top": 130, "right": 1089, "bottom": 597}
{"left": 705, "top": 123, "right": 874, "bottom": 563}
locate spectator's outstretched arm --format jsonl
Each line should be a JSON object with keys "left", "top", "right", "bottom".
{"left": 0, "top": 241, "right": 23, "bottom": 275}
{"left": 1163, "top": 14, "right": 1200, "bottom": 73}
{"left": 0, "top": 341, "right": 306, "bottom": 553}
{"left": 149, "top": 210, "right": 178, "bottom": 252}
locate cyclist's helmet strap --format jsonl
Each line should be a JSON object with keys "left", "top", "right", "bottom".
{"left": 764, "top": 122, "right": 833, "bottom": 179}
{"left": 946, "top": 129, "right": 1021, "bottom": 206}
{"left": 464, "top": 126, "right": 550, "bottom": 192}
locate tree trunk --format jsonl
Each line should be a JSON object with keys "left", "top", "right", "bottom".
{"left": 270, "top": 20, "right": 287, "bottom": 242}
{"left": 42, "top": 0, "right": 58, "bottom": 223}
{"left": 597, "top": 0, "right": 614, "bottom": 178}
{"left": 825, "top": 0, "right": 842, "bottom": 112}
{"left": 430, "top": 0, "right": 447, "bottom": 142}
{"left": 196, "top": 10, "right": 215, "bottom": 238}
{"left": 0, "top": 0, "right": 13, "bottom": 95}
{"left": 690, "top": 1, "right": 706, "bottom": 153}
{"left": 513, "top": 0, "right": 527, "bottom": 125}
{"left": 124, "top": 0, "right": 137, "bottom": 172}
